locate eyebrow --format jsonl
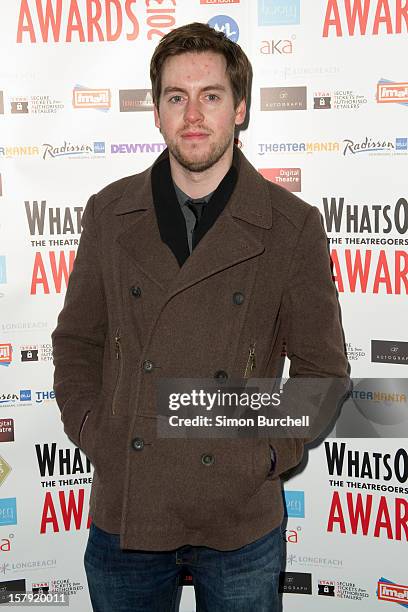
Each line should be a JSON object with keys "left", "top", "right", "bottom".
{"left": 162, "top": 84, "right": 227, "bottom": 96}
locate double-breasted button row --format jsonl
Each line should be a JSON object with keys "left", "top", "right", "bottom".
{"left": 131, "top": 437, "right": 144, "bottom": 451}
{"left": 130, "top": 285, "right": 142, "bottom": 298}
{"left": 142, "top": 360, "right": 154, "bottom": 372}
{"left": 214, "top": 370, "right": 228, "bottom": 380}
{"left": 201, "top": 453, "right": 215, "bottom": 466}
{"left": 233, "top": 292, "right": 244, "bottom": 305}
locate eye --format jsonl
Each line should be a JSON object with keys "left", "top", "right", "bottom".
{"left": 206, "top": 94, "right": 220, "bottom": 102}
{"left": 169, "top": 95, "right": 184, "bottom": 104}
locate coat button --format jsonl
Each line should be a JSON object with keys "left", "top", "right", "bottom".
{"left": 130, "top": 286, "right": 142, "bottom": 298}
{"left": 214, "top": 370, "right": 228, "bottom": 380}
{"left": 131, "top": 437, "right": 144, "bottom": 451}
{"left": 233, "top": 292, "right": 244, "bottom": 305}
{"left": 201, "top": 453, "right": 214, "bottom": 466}
{"left": 142, "top": 360, "right": 154, "bottom": 372}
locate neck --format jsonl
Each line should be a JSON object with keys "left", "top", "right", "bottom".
{"left": 169, "top": 145, "right": 233, "bottom": 199}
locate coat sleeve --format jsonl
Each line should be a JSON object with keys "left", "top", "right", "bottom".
{"left": 51, "top": 194, "right": 107, "bottom": 448}
{"left": 268, "top": 205, "right": 350, "bottom": 478}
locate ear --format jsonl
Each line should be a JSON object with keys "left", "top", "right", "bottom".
{"left": 154, "top": 105, "right": 160, "bottom": 129}
{"left": 234, "top": 99, "right": 246, "bottom": 126}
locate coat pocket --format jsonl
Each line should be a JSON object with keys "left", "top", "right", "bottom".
{"left": 111, "top": 328, "right": 124, "bottom": 415}
{"left": 141, "top": 438, "right": 271, "bottom": 530}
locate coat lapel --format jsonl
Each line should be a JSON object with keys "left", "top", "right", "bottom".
{"left": 115, "top": 147, "right": 272, "bottom": 295}
{"left": 115, "top": 165, "right": 181, "bottom": 290}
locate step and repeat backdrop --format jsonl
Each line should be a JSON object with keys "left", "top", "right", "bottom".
{"left": 0, "top": 0, "right": 407, "bottom": 609}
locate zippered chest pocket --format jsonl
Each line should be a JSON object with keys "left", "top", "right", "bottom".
{"left": 112, "top": 328, "right": 123, "bottom": 415}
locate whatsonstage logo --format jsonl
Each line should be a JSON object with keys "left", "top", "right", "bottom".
{"left": 36, "top": 443, "right": 92, "bottom": 534}
{"left": 25, "top": 198, "right": 83, "bottom": 295}
{"left": 325, "top": 441, "right": 408, "bottom": 541}
{"left": 323, "top": 195, "right": 408, "bottom": 294}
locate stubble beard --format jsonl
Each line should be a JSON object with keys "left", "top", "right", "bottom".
{"left": 165, "top": 131, "right": 234, "bottom": 173}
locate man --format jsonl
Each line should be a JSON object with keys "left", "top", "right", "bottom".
{"left": 52, "top": 22, "right": 348, "bottom": 612}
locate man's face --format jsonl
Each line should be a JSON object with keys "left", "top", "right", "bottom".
{"left": 154, "top": 51, "right": 246, "bottom": 173}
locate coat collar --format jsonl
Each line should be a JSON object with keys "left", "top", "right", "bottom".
{"left": 115, "top": 146, "right": 271, "bottom": 295}
{"left": 115, "top": 146, "right": 272, "bottom": 230}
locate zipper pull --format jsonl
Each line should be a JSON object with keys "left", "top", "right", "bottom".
{"left": 244, "top": 342, "right": 256, "bottom": 378}
{"left": 115, "top": 329, "right": 121, "bottom": 360}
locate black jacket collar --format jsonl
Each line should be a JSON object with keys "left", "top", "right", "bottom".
{"left": 151, "top": 150, "right": 238, "bottom": 267}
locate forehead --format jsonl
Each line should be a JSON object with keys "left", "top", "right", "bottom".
{"left": 161, "top": 51, "right": 229, "bottom": 88}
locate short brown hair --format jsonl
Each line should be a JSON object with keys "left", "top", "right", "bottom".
{"left": 150, "top": 22, "right": 251, "bottom": 109}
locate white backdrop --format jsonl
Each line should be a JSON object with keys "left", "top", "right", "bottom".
{"left": 0, "top": 0, "right": 407, "bottom": 609}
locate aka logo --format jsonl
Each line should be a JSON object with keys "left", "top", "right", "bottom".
{"left": 207, "top": 15, "right": 239, "bottom": 41}
{"left": 283, "top": 526, "right": 302, "bottom": 544}
{"left": 260, "top": 35, "right": 296, "bottom": 55}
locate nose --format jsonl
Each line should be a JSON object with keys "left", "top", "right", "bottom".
{"left": 184, "top": 98, "right": 204, "bottom": 124}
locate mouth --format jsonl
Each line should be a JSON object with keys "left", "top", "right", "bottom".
{"left": 181, "top": 132, "right": 210, "bottom": 141}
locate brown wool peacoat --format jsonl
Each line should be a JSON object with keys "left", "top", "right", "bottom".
{"left": 52, "top": 147, "right": 349, "bottom": 551}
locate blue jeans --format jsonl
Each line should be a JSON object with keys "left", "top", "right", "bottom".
{"left": 84, "top": 522, "right": 283, "bottom": 612}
